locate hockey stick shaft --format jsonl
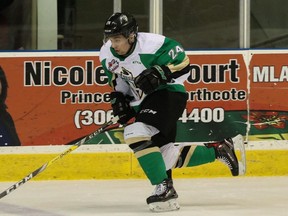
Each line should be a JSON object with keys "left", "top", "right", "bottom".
{"left": 0, "top": 116, "right": 119, "bottom": 199}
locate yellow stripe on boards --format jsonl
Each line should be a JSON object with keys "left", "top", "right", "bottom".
{"left": 0, "top": 150, "right": 287, "bottom": 182}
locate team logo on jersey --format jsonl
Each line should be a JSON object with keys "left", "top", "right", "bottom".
{"left": 108, "top": 59, "right": 119, "bottom": 72}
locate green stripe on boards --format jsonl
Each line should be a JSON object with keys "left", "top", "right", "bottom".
{"left": 137, "top": 151, "right": 167, "bottom": 185}
{"left": 187, "top": 146, "right": 216, "bottom": 167}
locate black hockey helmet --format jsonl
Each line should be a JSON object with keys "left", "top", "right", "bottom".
{"left": 103, "top": 12, "right": 138, "bottom": 41}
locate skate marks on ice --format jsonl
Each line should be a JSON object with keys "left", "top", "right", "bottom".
{"left": 0, "top": 202, "right": 63, "bottom": 216}
{"left": 0, "top": 180, "right": 150, "bottom": 216}
{"left": 177, "top": 177, "right": 288, "bottom": 216}
{"left": 0, "top": 177, "right": 287, "bottom": 216}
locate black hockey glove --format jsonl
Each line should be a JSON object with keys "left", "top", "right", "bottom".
{"left": 110, "top": 91, "right": 135, "bottom": 125}
{"left": 134, "top": 65, "right": 168, "bottom": 95}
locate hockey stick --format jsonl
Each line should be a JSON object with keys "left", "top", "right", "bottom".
{"left": 0, "top": 116, "right": 119, "bottom": 199}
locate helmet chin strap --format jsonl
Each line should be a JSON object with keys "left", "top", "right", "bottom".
{"left": 128, "top": 33, "right": 136, "bottom": 44}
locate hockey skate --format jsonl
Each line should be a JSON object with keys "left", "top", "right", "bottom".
{"left": 146, "top": 178, "right": 180, "bottom": 212}
{"left": 205, "top": 134, "right": 246, "bottom": 176}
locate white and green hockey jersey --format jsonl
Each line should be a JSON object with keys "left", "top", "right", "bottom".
{"left": 99, "top": 32, "right": 190, "bottom": 107}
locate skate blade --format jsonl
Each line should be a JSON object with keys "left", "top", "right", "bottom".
{"left": 232, "top": 134, "right": 246, "bottom": 175}
{"left": 148, "top": 198, "right": 180, "bottom": 212}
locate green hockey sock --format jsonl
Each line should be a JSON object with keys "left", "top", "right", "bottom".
{"left": 185, "top": 146, "right": 216, "bottom": 167}
{"left": 136, "top": 150, "right": 167, "bottom": 185}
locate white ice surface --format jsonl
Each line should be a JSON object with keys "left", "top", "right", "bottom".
{"left": 0, "top": 177, "right": 287, "bottom": 216}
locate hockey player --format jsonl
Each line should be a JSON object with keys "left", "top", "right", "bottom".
{"left": 99, "top": 12, "right": 246, "bottom": 212}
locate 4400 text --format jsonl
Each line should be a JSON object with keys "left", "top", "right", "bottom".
{"left": 179, "top": 108, "right": 225, "bottom": 123}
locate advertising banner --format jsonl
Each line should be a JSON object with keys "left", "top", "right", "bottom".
{"left": 248, "top": 51, "right": 288, "bottom": 141}
{"left": 0, "top": 51, "right": 287, "bottom": 146}
{"left": 0, "top": 53, "right": 113, "bottom": 146}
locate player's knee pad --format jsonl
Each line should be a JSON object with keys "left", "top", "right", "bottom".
{"left": 124, "top": 122, "right": 159, "bottom": 145}
{"left": 160, "top": 143, "right": 182, "bottom": 170}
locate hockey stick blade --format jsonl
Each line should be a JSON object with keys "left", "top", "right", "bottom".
{"left": 0, "top": 116, "right": 119, "bottom": 199}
